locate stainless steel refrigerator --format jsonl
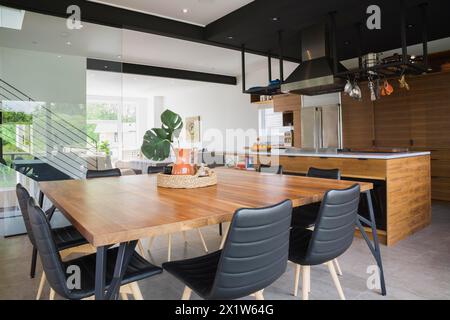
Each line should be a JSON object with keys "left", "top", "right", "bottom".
{"left": 301, "top": 104, "right": 342, "bottom": 150}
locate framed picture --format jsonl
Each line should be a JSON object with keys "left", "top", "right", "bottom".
{"left": 185, "top": 116, "right": 201, "bottom": 143}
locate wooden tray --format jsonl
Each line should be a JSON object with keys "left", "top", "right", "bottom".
{"left": 157, "top": 172, "right": 217, "bottom": 189}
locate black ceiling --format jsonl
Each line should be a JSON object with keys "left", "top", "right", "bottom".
{"left": 2, "top": 0, "right": 450, "bottom": 63}
{"left": 206, "top": 0, "right": 450, "bottom": 61}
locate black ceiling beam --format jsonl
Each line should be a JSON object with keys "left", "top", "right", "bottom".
{"left": 87, "top": 59, "right": 237, "bottom": 86}
{"left": 0, "top": 0, "right": 301, "bottom": 63}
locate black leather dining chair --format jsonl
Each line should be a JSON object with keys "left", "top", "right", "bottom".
{"left": 257, "top": 164, "right": 284, "bottom": 175}
{"left": 162, "top": 200, "right": 292, "bottom": 300}
{"left": 147, "top": 165, "right": 166, "bottom": 174}
{"left": 86, "top": 168, "right": 121, "bottom": 179}
{"left": 291, "top": 167, "right": 341, "bottom": 228}
{"left": 16, "top": 184, "right": 90, "bottom": 299}
{"left": 26, "top": 197, "right": 162, "bottom": 300}
{"left": 289, "top": 184, "right": 360, "bottom": 300}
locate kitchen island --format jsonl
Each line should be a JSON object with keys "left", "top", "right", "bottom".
{"left": 237, "top": 150, "right": 431, "bottom": 246}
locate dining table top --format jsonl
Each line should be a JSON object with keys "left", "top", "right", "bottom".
{"left": 39, "top": 168, "right": 373, "bottom": 247}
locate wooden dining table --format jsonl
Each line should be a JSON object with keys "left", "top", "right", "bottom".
{"left": 39, "top": 167, "right": 386, "bottom": 299}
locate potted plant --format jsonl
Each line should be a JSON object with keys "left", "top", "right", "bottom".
{"left": 141, "top": 109, "right": 193, "bottom": 175}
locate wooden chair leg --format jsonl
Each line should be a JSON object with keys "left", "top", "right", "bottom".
{"left": 293, "top": 264, "right": 300, "bottom": 297}
{"left": 130, "top": 282, "right": 144, "bottom": 300}
{"left": 326, "top": 261, "right": 345, "bottom": 300}
{"left": 167, "top": 234, "right": 172, "bottom": 262}
{"left": 181, "top": 286, "right": 192, "bottom": 300}
{"left": 219, "top": 223, "right": 229, "bottom": 250}
{"left": 49, "top": 288, "right": 55, "bottom": 300}
{"left": 334, "top": 258, "right": 343, "bottom": 276}
{"left": 197, "top": 228, "right": 209, "bottom": 253}
{"left": 301, "top": 266, "right": 310, "bottom": 300}
{"left": 254, "top": 290, "right": 265, "bottom": 300}
{"left": 137, "top": 240, "right": 145, "bottom": 256}
{"left": 36, "top": 272, "right": 46, "bottom": 300}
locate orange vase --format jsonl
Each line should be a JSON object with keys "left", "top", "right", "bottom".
{"left": 172, "top": 149, "right": 194, "bottom": 175}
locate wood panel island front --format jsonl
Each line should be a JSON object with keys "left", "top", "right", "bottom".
{"left": 236, "top": 151, "right": 431, "bottom": 246}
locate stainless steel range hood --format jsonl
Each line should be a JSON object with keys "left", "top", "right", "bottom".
{"left": 281, "top": 24, "right": 348, "bottom": 96}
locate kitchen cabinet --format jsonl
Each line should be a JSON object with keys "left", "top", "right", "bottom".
{"left": 272, "top": 94, "right": 302, "bottom": 148}
{"left": 246, "top": 152, "right": 431, "bottom": 246}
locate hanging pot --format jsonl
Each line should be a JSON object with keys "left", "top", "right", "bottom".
{"left": 384, "top": 80, "right": 394, "bottom": 95}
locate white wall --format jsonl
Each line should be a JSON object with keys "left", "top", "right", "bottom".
{"left": 0, "top": 47, "right": 86, "bottom": 105}
{"left": 150, "top": 61, "right": 298, "bottom": 152}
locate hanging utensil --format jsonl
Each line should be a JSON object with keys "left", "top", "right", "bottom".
{"left": 384, "top": 80, "right": 394, "bottom": 95}
{"left": 368, "top": 80, "right": 377, "bottom": 101}
{"left": 344, "top": 79, "right": 353, "bottom": 95}
{"left": 350, "top": 81, "right": 362, "bottom": 100}
{"left": 399, "top": 75, "right": 410, "bottom": 90}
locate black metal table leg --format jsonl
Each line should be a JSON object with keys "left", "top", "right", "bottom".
{"left": 95, "top": 241, "right": 138, "bottom": 300}
{"left": 105, "top": 241, "right": 138, "bottom": 300}
{"left": 95, "top": 246, "right": 107, "bottom": 300}
{"left": 219, "top": 223, "right": 223, "bottom": 236}
{"left": 356, "top": 190, "right": 387, "bottom": 296}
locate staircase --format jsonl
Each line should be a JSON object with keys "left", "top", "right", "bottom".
{"left": 0, "top": 78, "right": 99, "bottom": 179}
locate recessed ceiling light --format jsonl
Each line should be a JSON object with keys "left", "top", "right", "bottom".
{"left": 227, "top": 36, "right": 234, "bottom": 40}
{"left": 57, "top": 55, "right": 62, "bottom": 58}
{"left": 271, "top": 17, "right": 280, "bottom": 22}
{"left": 104, "top": 65, "right": 108, "bottom": 69}
{"left": 117, "top": 55, "right": 122, "bottom": 59}
{"left": 66, "top": 41, "right": 72, "bottom": 46}
{"left": 182, "top": 8, "right": 189, "bottom": 13}
{"left": 408, "top": 24, "right": 414, "bottom": 28}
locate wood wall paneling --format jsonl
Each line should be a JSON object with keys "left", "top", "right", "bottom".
{"left": 341, "top": 85, "right": 375, "bottom": 148}
{"left": 342, "top": 71, "right": 450, "bottom": 200}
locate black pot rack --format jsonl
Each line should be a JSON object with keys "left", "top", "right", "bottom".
{"left": 241, "top": 0, "right": 430, "bottom": 96}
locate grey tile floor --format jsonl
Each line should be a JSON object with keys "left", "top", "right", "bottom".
{"left": 1, "top": 201, "right": 449, "bottom": 300}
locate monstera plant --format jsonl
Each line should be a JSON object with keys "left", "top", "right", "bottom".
{"left": 141, "top": 109, "right": 183, "bottom": 161}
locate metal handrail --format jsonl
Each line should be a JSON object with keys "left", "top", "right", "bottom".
{"left": 0, "top": 78, "right": 98, "bottom": 150}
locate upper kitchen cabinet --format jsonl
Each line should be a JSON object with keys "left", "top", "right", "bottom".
{"left": 342, "top": 71, "right": 450, "bottom": 149}
{"left": 273, "top": 94, "right": 302, "bottom": 148}
{"left": 272, "top": 94, "right": 301, "bottom": 113}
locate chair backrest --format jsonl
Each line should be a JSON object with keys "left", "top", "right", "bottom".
{"left": 86, "top": 168, "right": 121, "bottom": 179}
{"left": 27, "top": 197, "right": 70, "bottom": 299}
{"left": 209, "top": 200, "right": 292, "bottom": 300}
{"left": 148, "top": 166, "right": 166, "bottom": 174}
{"left": 307, "top": 167, "right": 341, "bottom": 180}
{"left": 305, "top": 184, "right": 360, "bottom": 265}
{"left": 16, "top": 184, "right": 36, "bottom": 247}
{"left": 257, "top": 164, "right": 283, "bottom": 175}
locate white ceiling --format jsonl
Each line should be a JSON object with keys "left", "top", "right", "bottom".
{"left": 0, "top": 10, "right": 276, "bottom": 76}
{"left": 87, "top": 0, "right": 254, "bottom": 26}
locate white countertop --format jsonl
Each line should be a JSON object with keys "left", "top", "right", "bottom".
{"left": 246, "top": 150, "right": 431, "bottom": 160}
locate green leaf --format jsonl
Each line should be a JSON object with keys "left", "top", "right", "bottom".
{"left": 140, "top": 109, "right": 183, "bottom": 161}
{"left": 161, "top": 109, "right": 183, "bottom": 141}
{"left": 141, "top": 129, "right": 171, "bottom": 161}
